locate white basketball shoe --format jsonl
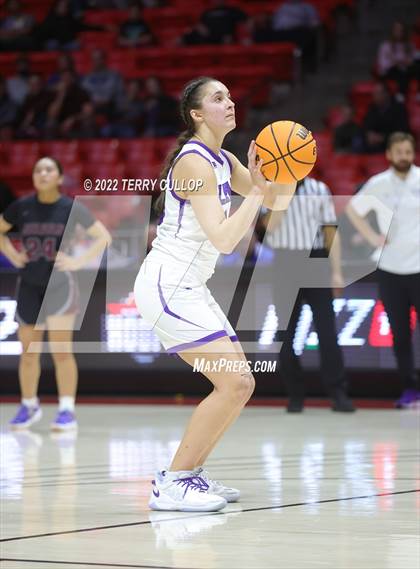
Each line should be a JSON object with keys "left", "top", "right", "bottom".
{"left": 149, "top": 470, "right": 227, "bottom": 512}
{"left": 193, "top": 467, "right": 241, "bottom": 502}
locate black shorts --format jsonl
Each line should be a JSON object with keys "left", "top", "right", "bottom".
{"left": 15, "top": 272, "right": 79, "bottom": 326}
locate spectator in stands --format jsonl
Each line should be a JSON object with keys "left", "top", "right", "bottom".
{"left": 333, "top": 104, "right": 364, "bottom": 153}
{"left": 377, "top": 21, "right": 416, "bottom": 97}
{"left": 103, "top": 78, "right": 144, "bottom": 138}
{"left": 362, "top": 81, "right": 410, "bottom": 153}
{"left": 47, "top": 53, "right": 77, "bottom": 87}
{"left": 0, "top": 76, "right": 18, "bottom": 140}
{"left": 180, "top": 23, "right": 212, "bottom": 46}
{"left": 82, "top": 48, "right": 124, "bottom": 117}
{"left": 35, "top": 0, "right": 106, "bottom": 51}
{"left": 199, "top": 0, "right": 248, "bottom": 44}
{"left": 251, "top": 13, "right": 275, "bottom": 44}
{"left": 6, "top": 54, "right": 30, "bottom": 105}
{"left": 142, "top": 76, "right": 179, "bottom": 137}
{"left": 68, "top": 101, "right": 100, "bottom": 138}
{"left": 0, "top": 0, "right": 36, "bottom": 51}
{"left": 118, "top": 4, "right": 155, "bottom": 47}
{"left": 272, "top": 0, "right": 320, "bottom": 72}
{"left": 45, "top": 70, "right": 90, "bottom": 138}
{"left": 17, "top": 74, "right": 54, "bottom": 139}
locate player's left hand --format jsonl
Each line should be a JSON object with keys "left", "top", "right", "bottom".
{"left": 55, "top": 252, "right": 82, "bottom": 271}
{"left": 247, "top": 140, "right": 269, "bottom": 192}
{"left": 331, "top": 271, "right": 344, "bottom": 298}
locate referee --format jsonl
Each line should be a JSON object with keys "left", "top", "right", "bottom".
{"left": 346, "top": 132, "right": 420, "bottom": 408}
{"left": 263, "top": 176, "right": 355, "bottom": 413}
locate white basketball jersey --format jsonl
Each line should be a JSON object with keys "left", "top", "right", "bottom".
{"left": 149, "top": 140, "right": 232, "bottom": 283}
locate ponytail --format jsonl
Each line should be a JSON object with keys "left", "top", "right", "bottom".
{"left": 154, "top": 129, "right": 193, "bottom": 216}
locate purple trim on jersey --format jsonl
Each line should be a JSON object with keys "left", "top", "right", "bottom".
{"left": 188, "top": 141, "right": 223, "bottom": 166}
{"left": 168, "top": 149, "right": 213, "bottom": 203}
{"left": 219, "top": 181, "right": 232, "bottom": 206}
{"left": 167, "top": 330, "right": 228, "bottom": 353}
{"left": 169, "top": 169, "right": 186, "bottom": 203}
{"left": 220, "top": 150, "right": 232, "bottom": 173}
{"left": 175, "top": 199, "right": 185, "bottom": 239}
{"left": 157, "top": 266, "right": 205, "bottom": 329}
{"left": 229, "top": 334, "right": 239, "bottom": 342}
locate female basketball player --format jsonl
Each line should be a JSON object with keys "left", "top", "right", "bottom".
{"left": 134, "top": 76, "right": 297, "bottom": 512}
{"left": 0, "top": 157, "right": 111, "bottom": 431}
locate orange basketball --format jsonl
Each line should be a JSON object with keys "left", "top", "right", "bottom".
{"left": 255, "top": 120, "right": 317, "bottom": 184}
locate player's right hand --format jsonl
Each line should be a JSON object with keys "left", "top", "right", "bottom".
{"left": 11, "top": 250, "right": 29, "bottom": 268}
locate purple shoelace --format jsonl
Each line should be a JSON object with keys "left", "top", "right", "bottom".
{"left": 175, "top": 476, "right": 209, "bottom": 498}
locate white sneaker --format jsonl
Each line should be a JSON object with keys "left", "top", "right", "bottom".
{"left": 194, "top": 467, "right": 241, "bottom": 502}
{"left": 149, "top": 470, "right": 227, "bottom": 512}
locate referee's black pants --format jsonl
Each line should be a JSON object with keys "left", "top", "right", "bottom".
{"left": 377, "top": 269, "right": 420, "bottom": 389}
{"left": 272, "top": 249, "right": 345, "bottom": 399}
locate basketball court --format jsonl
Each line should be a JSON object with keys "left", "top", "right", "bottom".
{"left": 1, "top": 403, "right": 418, "bottom": 568}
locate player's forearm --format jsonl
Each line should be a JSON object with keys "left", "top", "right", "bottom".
{"left": 327, "top": 230, "right": 342, "bottom": 276}
{"left": 217, "top": 187, "right": 264, "bottom": 253}
{"left": 345, "top": 204, "right": 381, "bottom": 246}
{"left": 72, "top": 235, "right": 111, "bottom": 269}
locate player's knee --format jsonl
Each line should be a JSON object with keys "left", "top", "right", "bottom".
{"left": 51, "top": 351, "right": 74, "bottom": 365}
{"left": 226, "top": 372, "right": 255, "bottom": 404}
{"left": 20, "top": 351, "right": 40, "bottom": 366}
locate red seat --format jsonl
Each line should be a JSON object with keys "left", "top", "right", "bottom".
{"left": 62, "top": 165, "right": 83, "bottom": 194}
{"left": 79, "top": 31, "right": 117, "bottom": 50}
{"left": 120, "top": 138, "right": 161, "bottom": 163}
{"left": 2, "top": 164, "right": 33, "bottom": 197}
{"left": 359, "top": 154, "right": 389, "bottom": 177}
{"left": 85, "top": 163, "right": 126, "bottom": 181}
{"left": 0, "top": 53, "right": 18, "bottom": 77}
{"left": 84, "top": 10, "right": 128, "bottom": 26}
{"left": 8, "top": 142, "right": 41, "bottom": 167}
{"left": 42, "top": 141, "right": 80, "bottom": 165}
{"left": 155, "top": 137, "right": 177, "bottom": 160}
{"left": 80, "top": 140, "right": 121, "bottom": 163}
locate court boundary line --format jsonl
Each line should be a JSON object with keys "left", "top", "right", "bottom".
{"left": 0, "top": 559, "right": 178, "bottom": 569}
{"left": 1, "top": 489, "right": 418, "bottom": 544}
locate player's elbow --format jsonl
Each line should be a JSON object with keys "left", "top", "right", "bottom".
{"left": 211, "top": 235, "right": 235, "bottom": 255}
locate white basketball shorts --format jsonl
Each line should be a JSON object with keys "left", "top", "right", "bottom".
{"left": 134, "top": 257, "right": 237, "bottom": 353}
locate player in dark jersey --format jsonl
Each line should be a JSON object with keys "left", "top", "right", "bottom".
{"left": 0, "top": 157, "right": 111, "bottom": 431}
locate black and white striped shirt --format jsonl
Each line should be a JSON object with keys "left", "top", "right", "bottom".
{"left": 266, "top": 177, "right": 337, "bottom": 250}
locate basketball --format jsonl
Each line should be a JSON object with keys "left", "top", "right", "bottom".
{"left": 255, "top": 120, "right": 317, "bottom": 184}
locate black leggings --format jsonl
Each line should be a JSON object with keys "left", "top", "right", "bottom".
{"left": 378, "top": 269, "right": 420, "bottom": 388}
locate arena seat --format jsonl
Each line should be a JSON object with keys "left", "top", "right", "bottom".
{"left": 80, "top": 140, "right": 121, "bottom": 163}
{"left": 42, "top": 141, "right": 80, "bottom": 165}
{"left": 7, "top": 142, "right": 41, "bottom": 167}
{"left": 120, "top": 139, "right": 158, "bottom": 163}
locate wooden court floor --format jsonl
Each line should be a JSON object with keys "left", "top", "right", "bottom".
{"left": 1, "top": 404, "right": 419, "bottom": 569}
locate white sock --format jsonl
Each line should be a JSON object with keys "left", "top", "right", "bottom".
{"left": 22, "top": 397, "right": 38, "bottom": 408}
{"left": 58, "top": 396, "right": 75, "bottom": 412}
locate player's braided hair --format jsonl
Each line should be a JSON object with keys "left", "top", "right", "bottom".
{"left": 154, "top": 76, "right": 215, "bottom": 216}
